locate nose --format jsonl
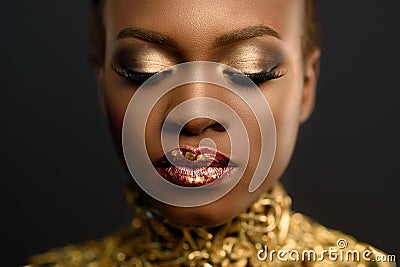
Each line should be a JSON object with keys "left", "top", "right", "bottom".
{"left": 162, "top": 84, "right": 230, "bottom": 137}
{"left": 180, "top": 117, "right": 224, "bottom": 136}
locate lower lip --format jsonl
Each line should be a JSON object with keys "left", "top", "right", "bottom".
{"left": 156, "top": 166, "right": 237, "bottom": 187}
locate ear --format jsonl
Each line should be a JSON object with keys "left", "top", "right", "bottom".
{"left": 94, "top": 65, "right": 107, "bottom": 116}
{"left": 300, "top": 47, "right": 321, "bottom": 123}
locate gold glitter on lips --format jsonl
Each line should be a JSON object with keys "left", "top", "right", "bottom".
{"left": 156, "top": 148, "right": 235, "bottom": 187}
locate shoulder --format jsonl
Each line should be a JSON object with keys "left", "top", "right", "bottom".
{"left": 26, "top": 241, "right": 101, "bottom": 267}
{"left": 25, "top": 234, "right": 127, "bottom": 267}
{"left": 285, "top": 211, "right": 396, "bottom": 267}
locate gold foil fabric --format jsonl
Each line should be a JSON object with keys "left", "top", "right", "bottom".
{"left": 26, "top": 184, "right": 395, "bottom": 267}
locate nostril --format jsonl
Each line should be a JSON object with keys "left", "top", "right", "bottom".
{"left": 175, "top": 123, "right": 225, "bottom": 136}
{"left": 180, "top": 121, "right": 225, "bottom": 136}
{"left": 178, "top": 118, "right": 224, "bottom": 136}
{"left": 209, "top": 123, "right": 225, "bottom": 132}
{"left": 162, "top": 117, "right": 227, "bottom": 136}
{"left": 180, "top": 127, "right": 197, "bottom": 136}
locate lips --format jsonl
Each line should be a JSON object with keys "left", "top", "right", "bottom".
{"left": 155, "top": 146, "right": 237, "bottom": 187}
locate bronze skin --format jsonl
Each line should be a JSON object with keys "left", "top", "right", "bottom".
{"left": 95, "top": 0, "right": 321, "bottom": 227}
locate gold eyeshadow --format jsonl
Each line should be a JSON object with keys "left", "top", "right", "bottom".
{"left": 111, "top": 41, "right": 285, "bottom": 77}
{"left": 112, "top": 45, "right": 179, "bottom": 73}
{"left": 214, "top": 44, "right": 285, "bottom": 74}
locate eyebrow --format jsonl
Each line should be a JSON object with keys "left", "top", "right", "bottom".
{"left": 116, "top": 25, "right": 282, "bottom": 48}
{"left": 117, "top": 27, "right": 179, "bottom": 48}
{"left": 213, "top": 25, "right": 282, "bottom": 47}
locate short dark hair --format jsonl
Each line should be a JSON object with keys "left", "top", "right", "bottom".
{"left": 88, "top": 0, "right": 319, "bottom": 66}
{"left": 303, "top": 0, "right": 320, "bottom": 55}
{"left": 88, "top": 0, "right": 104, "bottom": 67}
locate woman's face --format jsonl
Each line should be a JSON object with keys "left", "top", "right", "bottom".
{"left": 98, "top": 0, "right": 320, "bottom": 226}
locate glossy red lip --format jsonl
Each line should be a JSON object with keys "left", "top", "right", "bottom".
{"left": 155, "top": 146, "right": 237, "bottom": 187}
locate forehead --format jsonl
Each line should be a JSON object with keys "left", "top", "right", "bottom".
{"left": 104, "top": 0, "right": 304, "bottom": 51}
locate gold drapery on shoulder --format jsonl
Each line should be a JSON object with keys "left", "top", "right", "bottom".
{"left": 26, "top": 184, "right": 395, "bottom": 267}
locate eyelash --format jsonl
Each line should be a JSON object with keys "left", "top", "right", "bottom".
{"left": 111, "top": 64, "right": 285, "bottom": 86}
{"left": 111, "top": 64, "right": 157, "bottom": 85}
{"left": 227, "top": 66, "right": 285, "bottom": 85}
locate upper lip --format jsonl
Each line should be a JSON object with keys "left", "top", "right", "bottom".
{"left": 154, "top": 146, "right": 235, "bottom": 168}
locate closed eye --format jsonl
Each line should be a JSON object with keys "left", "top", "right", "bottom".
{"left": 111, "top": 64, "right": 157, "bottom": 85}
{"left": 223, "top": 66, "right": 285, "bottom": 86}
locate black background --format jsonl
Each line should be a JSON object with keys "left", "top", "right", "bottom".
{"left": 1, "top": 1, "right": 399, "bottom": 266}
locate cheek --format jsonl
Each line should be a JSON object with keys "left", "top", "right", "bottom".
{"left": 260, "top": 73, "right": 303, "bottom": 184}
{"left": 104, "top": 76, "right": 136, "bottom": 148}
{"left": 272, "top": 85, "right": 302, "bottom": 156}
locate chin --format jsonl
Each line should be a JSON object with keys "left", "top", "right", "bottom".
{"left": 161, "top": 205, "right": 239, "bottom": 227}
